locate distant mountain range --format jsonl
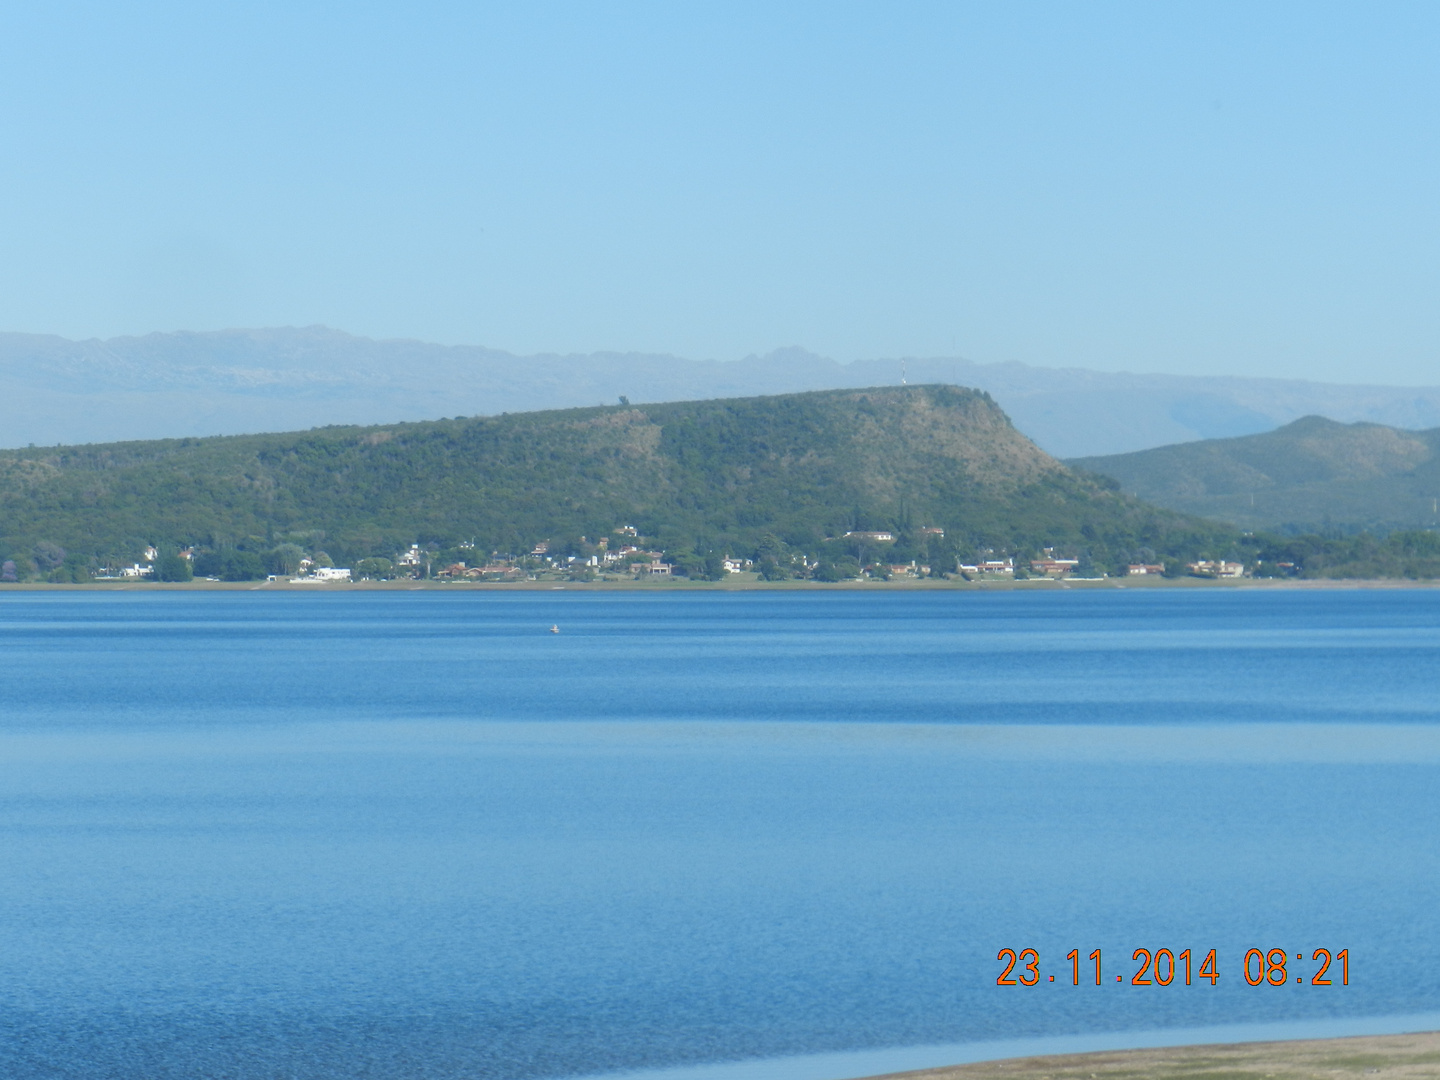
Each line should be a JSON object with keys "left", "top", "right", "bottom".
{"left": 5, "top": 326, "right": 1440, "bottom": 457}
{"left": 1072, "top": 416, "right": 1440, "bottom": 533}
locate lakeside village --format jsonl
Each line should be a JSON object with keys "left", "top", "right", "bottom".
{"left": 1, "top": 526, "right": 1254, "bottom": 585}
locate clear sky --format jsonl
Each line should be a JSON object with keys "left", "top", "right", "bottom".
{"left": 1, "top": 2, "right": 1438, "bottom": 383}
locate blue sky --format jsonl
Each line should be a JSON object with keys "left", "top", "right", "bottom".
{"left": 1, "top": 2, "right": 1437, "bottom": 383}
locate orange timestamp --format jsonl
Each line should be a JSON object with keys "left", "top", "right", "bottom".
{"left": 996, "top": 948, "right": 1349, "bottom": 987}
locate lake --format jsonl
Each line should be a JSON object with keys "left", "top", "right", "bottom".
{"left": 2, "top": 589, "right": 1439, "bottom": 1079}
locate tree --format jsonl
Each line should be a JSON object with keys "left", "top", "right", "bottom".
{"left": 192, "top": 551, "right": 222, "bottom": 578}
{"left": 269, "top": 543, "right": 305, "bottom": 576}
{"left": 812, "top": 558, "right": 852, "bottom": 584}
{"left": 355, "top": 557, "right": 393, "bottom": 580}
{"left": 220, "top": 551, "right": 266, "bottom": 581}
{"left": 668, "top": 550, "right": 704, "bottom": 578}
{"left": 154, "top": 553, "right": 193, "bottom": 582}
{"left": 757, "top": 557, "right": 789, "bottom": 581}
{"left": 33, "top": 541, "right": 65, "bottom": 572}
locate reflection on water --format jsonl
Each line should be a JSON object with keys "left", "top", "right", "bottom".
{"left": 0, "top": 590, "right": 1438, "bottom": 1079}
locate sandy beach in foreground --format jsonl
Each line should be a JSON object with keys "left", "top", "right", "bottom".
{"left": 856, "top": 1031, "right": 1440, "bottom": 1080}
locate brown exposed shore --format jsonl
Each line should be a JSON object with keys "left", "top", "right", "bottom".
{"left": 855, "top": 1030, "right": 1440, "bottom": 1080}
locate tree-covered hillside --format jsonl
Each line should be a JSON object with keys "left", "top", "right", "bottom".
{"left": 1071, "top": 415, "right": 1440, "bottom": 533}
{"left": 0, "top": 385, "right": 1232, "bottom": 579}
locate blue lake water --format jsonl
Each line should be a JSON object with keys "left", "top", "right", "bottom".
{"left": 2, "top": 589, "right": 1439, "bottom": 1079}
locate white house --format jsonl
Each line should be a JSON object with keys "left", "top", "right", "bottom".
{"left": 1188, "top": 560, "right": 1244, "bottom": 578}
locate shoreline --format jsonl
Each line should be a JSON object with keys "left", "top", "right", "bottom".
{"left": 2, "top": 575, "right": 1439, "bottom": 592}
{"left": 856, "top": 1029, "right": 1440, "bottom": 1079}
{"left": 571, "top": 1017, "right": 1440, "bottom": 1080}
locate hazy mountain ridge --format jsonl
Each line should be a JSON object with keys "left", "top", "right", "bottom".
{"left": 1071, "top": 416, "right": 1440, "bottom": 532}
{"left": 6, "top": 327, "right": 1440, "bottom": 457}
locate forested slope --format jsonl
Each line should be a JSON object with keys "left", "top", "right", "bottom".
{"left": 0, "top": 384, "right": 1230, "bottom": 572}
{"left": 1071, "top": 416, "right": 1440, "bottom": 532}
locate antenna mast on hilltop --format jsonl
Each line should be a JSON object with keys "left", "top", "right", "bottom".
{"left": 901, "top": 359, "right": 907, "bottom": 386}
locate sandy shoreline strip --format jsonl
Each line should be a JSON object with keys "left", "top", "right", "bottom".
{"left": 854, "top": 1031, "right": 1440, "bottom": 1080}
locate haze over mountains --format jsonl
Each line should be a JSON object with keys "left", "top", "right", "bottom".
{"left": 6, "top": 326, "right": 1440, "bottom": 458}
{"left": 1074, "top": 417, "right": 1440, "bottom": 533}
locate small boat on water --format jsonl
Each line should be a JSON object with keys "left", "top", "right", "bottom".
{"left": 549, "top": 625, "right": 560, "bottom": 633}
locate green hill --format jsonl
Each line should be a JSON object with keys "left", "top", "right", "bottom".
{"left": 0, "top": 384, "right": 1230, "bottom": 580}
{"left": 1071, "top": 415, "right": 1440, "bottom": 533}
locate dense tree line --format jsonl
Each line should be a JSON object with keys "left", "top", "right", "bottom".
{"left": 1241, "top": 530, "right": 1440, "bottom": 579}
